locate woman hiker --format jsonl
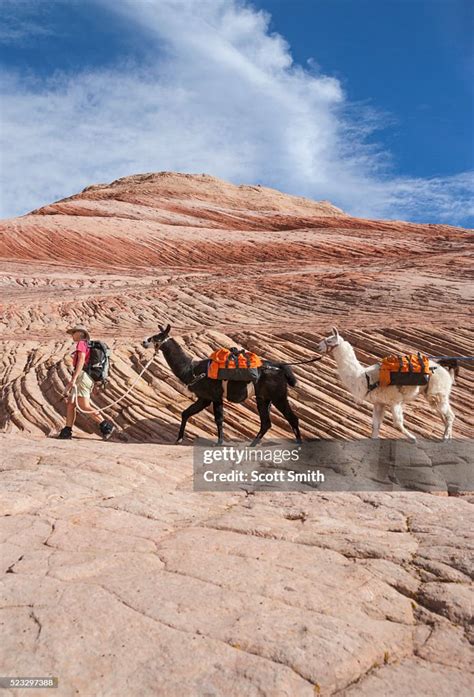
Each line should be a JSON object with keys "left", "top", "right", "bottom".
{"left": 57, "top": 324, "right": 114, "bottom": 440}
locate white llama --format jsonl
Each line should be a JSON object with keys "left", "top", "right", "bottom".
{"left": 317, "top": 328, "right": 456, "bottom": 441}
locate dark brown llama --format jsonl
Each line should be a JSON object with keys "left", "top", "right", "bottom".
{"left": 143, "top": 325, "right": 301, "bottom": 446}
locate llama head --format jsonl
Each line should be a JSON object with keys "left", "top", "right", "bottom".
{"left": 142, "top": 324, "right": 171, "bottom": 349}
{"left": 317, "top": 327, "right": 341, "bottom": 354}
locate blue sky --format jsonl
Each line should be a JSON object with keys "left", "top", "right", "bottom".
{"left": 1, "top": 0, "right": 473, "bottom": 225}
{"left": 261, "top": 0, "right": 473, "bottom": 179}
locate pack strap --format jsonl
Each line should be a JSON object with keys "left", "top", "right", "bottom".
{"left": 417, "top": 352, "right": 426, "bottom": 374}
{"left": 366, "top": 374, "right": 378, "bottom": 392}
{"left": 188, "top": 370, "right": 207, "bottom": 388}
{"left": 226, "top": 348, "right": 244, "bottom": 369}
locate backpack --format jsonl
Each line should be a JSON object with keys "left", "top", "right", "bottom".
{"left": 379, "top": 353, "right": 431, "bottom": 387}
{"left": 207, "top": 347, "right": 262, "bottom": 381}
{"left": 85, "top": 340, "right": 111, "bottom": 383}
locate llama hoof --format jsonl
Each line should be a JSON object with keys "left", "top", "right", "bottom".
{"left": 175, "top": 437, "right": 183, "bottom": 445}
{"left": 407, "top": 435, "right": 417, "bottom": 443}
{"left": 249, "top": 439, "right": 260, "bottom": 448}
{"left": 215, "top": 440, "right": 223, "bottom": 447}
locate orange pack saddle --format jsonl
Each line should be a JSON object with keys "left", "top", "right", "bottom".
{"left": 208, "top": 347, "right": 262, "bottom": 381}
{"left": 379, "top": 352, "right": 431, "bottom": 387}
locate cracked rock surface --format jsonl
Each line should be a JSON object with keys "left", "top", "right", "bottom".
{"left": 1, "top": 436, "right": 472, "bottom": 696}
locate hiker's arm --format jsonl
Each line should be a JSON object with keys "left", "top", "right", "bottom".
{"left": 65, "top": 352, "right": 86, "bottom": 392}
{"left": 72, "top": 352, "right": 86, "bottom": 381}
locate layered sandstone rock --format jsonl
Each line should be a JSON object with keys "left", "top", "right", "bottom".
{"left": 1, "top": 172, "right": 472, "bottom": 441}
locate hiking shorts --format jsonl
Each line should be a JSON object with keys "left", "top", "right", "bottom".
{"left": 76, "top": 371, "right": 94, "bottom": 399}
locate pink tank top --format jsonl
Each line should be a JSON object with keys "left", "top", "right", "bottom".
{"left": 72, "top": 339, "right": 90, "bottom": 369}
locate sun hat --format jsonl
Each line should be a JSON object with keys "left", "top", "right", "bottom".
{"left": 66, "top": 324, "right": 90, "bottom": 340}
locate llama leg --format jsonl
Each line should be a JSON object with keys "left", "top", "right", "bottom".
{"left": 176, "top": 398, "right": 211, "bottom": 444}
{"left": 272, "top": 397, "right": 302, "bottom": 444}
{"left": 213, "top": 400, "right": 224, "bottom": 445}
{"left": 250, "top": 398, "right": 272, "bottom": 447}
{"left": 371, "top": 403, "right": 386, "bottom": 438}
{"left": 391, "top": 403, "right": 416, "bottom": 442}
{"left": 437, "top": 399, "right": 455, "bottom": 440}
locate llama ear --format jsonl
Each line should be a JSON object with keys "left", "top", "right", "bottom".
{"left": 165, "top": 324, "right": 171, "bottom": 334}
{"left": 158, "top": 324, "right": 164, "bottom": 332}
{"left": 332, "top": 327, "right": 339, "bottom": 338}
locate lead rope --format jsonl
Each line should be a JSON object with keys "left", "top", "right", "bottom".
{"left": 274, "top": 355, "right": 324, "bottom": 367}
{"left": 430, "top": 356, "right": 474, "bottom": 361}
{"left": 65, "top": 352, "right": 158, "bottom": 415}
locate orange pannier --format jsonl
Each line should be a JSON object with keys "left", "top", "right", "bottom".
{"left": 208, "top": 347, "right": 262, "bottom": 381}
{"left": 379, "top": 353, "right": 431, "bottom": 387}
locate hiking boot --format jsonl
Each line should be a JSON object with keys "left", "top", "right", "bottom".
{"left": 57, "top": 426, "right": 72, "bottom": 440}
{"left": 99, "top": 420, "right": 115, "bottom": 440}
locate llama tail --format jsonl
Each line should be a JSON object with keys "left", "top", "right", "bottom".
{"left": 437, "top": 358, "right": 460, "bottom": 384}
{"left": 278, "top": 364, "right": 297, "bottom": 387}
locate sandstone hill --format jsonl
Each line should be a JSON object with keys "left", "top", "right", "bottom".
{"left": 1, "top": 171, "right": 472, "bottom": 441}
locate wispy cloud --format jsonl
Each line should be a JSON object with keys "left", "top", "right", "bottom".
{"left": 0, "top": 0, "right": 472, "bottom": 224}
{"left": 0, "top": 21, "right": 52, "bottom": 44}
{"left": 0, "top": 1, "right": 53, "bottom": 45}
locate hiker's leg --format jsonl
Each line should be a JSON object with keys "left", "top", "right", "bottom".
{"left": 250, "top": 398, "right": 272, "bottom": 447}
{"left": 73, "top": 373, "right": 97, "bottom": 421}
{"left": 272, "top": 396, "right": 302, "bottom": 444}
{"left": 213, "top": 401, "right": 224, "bottom": 445}
{"left": 371, "top": 403, "right": 386, "bottom": 438}
{"left": 66, "top": 399, "right": 76, "bottom": 428}
{"left": 176, "top": 398, "right": 211, "bottom": 444}
{"left": 77, "top": 397, "right": 102, "bottom": 425}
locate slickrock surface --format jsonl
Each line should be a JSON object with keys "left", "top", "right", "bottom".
{"left": 1, "top": 172, "right": 473, "bottom": 695}
{"left": 1, "top": 437, "right": 473, "bottom": 696}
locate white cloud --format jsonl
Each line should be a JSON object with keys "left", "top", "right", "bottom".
{"left": 0, "top": 0, "right": 472, "bottom": 224}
